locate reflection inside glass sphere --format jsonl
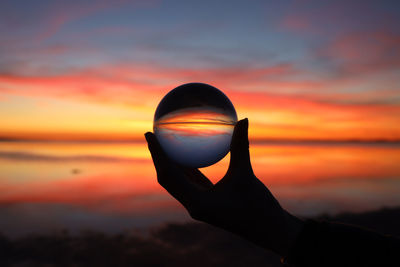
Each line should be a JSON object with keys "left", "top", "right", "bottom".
{"left": 153, "top": 83, "right": 237, "bottom": 168}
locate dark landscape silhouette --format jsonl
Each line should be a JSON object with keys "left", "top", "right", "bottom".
{"left": 1, "top": 207, "right": 399, "bottom": 267}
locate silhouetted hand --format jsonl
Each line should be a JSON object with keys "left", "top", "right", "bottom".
{"left": 145, "top": 119, "right": 304, "bottom": 257}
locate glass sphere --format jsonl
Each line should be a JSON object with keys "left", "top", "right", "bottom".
{"left": 153, "top": 83, "right": 238, "bottom": 168}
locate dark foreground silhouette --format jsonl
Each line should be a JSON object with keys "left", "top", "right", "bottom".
{"left": 1, "top": 207, "right": 399, "bottom": 267}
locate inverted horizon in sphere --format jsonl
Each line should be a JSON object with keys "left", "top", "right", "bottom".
{"left": 154, "top": 83, "right": 237, "bottom": 168}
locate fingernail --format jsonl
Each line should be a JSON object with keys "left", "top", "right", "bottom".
{"left": 144, "top": 132, "right": 152, "bottom": 142}
{"left": 237, "top": 118, "right": 248, "bottom": 127}
{"left": 243, "top": 118, "right": 248, "bottom": 127}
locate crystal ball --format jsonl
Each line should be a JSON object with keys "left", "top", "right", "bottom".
{"left": 153, "top": 83, "right": 238, "bottom": 168}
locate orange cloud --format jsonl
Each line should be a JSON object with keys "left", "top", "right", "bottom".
{"left": 1, "top": 62, "right": 399, "bottom": 141}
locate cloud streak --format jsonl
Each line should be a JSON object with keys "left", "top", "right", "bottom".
{"left": 1, "top": 61, "right": 399, "bottom": 140}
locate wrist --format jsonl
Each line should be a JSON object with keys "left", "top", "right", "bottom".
{"left": 281, "top": 211, "right": 304, "bottom": 257}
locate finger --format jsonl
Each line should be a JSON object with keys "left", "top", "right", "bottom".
{"left": 145, "top": 132, "right": 170, "bottom": 175}
{"left": 145, "top": 132, "right": 203, "bottom": 204}
{"left": 227, "top": 118, "right": 253, "bottom": 174}
{"left": 182, "top": 167, "right": 214, "bottom": 190}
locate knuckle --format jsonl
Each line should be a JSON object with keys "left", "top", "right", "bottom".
{"left": 156, "top": 174, "right": 167, "bottom": 187}
{"left": 189, "top": 210, "right": 201, "bottom": 221}
{"left": 187, "top": 207, "right": 204, "bottom": 221}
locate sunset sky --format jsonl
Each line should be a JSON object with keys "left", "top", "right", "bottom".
{"left": 1, "top": 0, "right": 400, "bottom": 141}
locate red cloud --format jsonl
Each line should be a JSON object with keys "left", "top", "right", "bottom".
{"left": 1, "top": 62, "right": 399, "bottom": 115}
{"left": 0, "top": 63, "right": 300, "bottom": 107}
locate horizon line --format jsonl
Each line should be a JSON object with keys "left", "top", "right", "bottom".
{"left": 1, "top": 137, "right": 400, "bottom": 144}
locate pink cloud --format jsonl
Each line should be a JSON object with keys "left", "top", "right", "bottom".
{"left": 278, "top": 0, "right": 391, "bottom": 34}
{"left": 0, "top": 0, "right": 161, "bottom": 44}
{"left": 277, "top": 1, "right": 400, "bottom": 77}
{"left": 0, "top": 62, "right": 301, "bottom": 104}
{"left": 0, "top": 62, "right": 398, "bottom": 110}
{"left": 318, "top": 31, "right": 400, "bottom": 76}
{"left": 280, "top": 14, "right": 313, "bottom": 32}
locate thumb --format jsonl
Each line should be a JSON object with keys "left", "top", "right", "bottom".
{"left": 227, "top": 118, "right": 253, "bottom": 175}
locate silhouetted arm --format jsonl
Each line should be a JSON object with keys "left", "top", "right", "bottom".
{"left": 145, "top": 119, "right": 303, "bottom": 257}
{"left": 283, "top": 220, "right": 400, "bottom": 267}
{"left": 145, "top": 119, "right": 400, "bottom": 266}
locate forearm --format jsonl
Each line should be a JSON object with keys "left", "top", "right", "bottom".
{"left": 218, "top": 210, "right": 305, "bottom": 257}
{"left": 283, "top": 220, "right": 400, "bottom": 267}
